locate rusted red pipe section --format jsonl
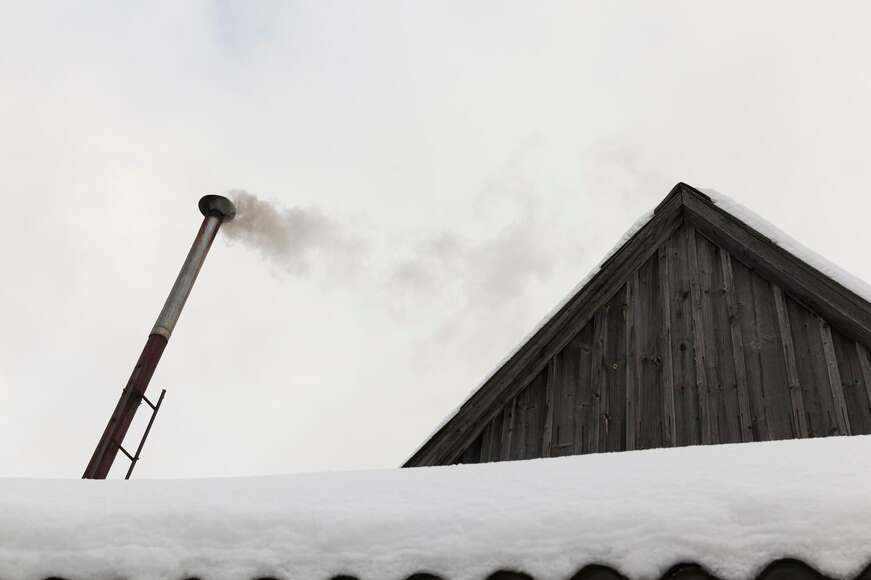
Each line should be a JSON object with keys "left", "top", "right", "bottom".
{"left": 83, "top": 195, "right": 236, "bottom": 479}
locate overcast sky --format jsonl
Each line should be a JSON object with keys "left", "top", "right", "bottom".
{"left": 3, "top": 1, "right": 871, "bottom": 478}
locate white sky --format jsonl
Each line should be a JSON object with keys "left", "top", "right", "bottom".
{"left": 2, "top": 1, "right": 871, "bottom": 478}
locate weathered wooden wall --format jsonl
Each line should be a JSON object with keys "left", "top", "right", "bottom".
{"left": 453, "top": 222, "right": 871, "bottom": 465}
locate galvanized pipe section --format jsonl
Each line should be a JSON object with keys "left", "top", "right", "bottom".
{"left": 151, "top": 214, "right": 222, "bottom": 340}
{"left": 83, "top": 195, "right": 236, "bottom": 480}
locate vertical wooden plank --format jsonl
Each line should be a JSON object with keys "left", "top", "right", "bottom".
{"left": 575, "top": 322, "right": 596, "bottom": 455}
{"left": 831, "top": 330, "right": 871, "bottom": 435}
{"left": 625, "top": 270, "right": 639, "bottom": 451}
{"left": 659, "top": 243, "right": 677, "bottom": 448}
{"left": 532, "top": 369, "right": 549, "bottom": 455}
{"left": 719, "top": 250, "right": 754, "bottom": 441}
{"left": 601, "top": 284, "right": 628, "bottom": 452}
{"left": 856, "top": 343, "right": 871, "bottom": 429}
{"left": 752, "top": 272, "right": 793, "bottom": 440}
{"left": 542, "top": 358, "right": 556, "bottom": 457}
{"left": 686, "top": 226, "right": 713, "bottom": 444}
{"left": 478, "top": 419, "right": 493, "bottom": 463}
{"left": 510, "top": 369, "right": 548, "bottom": 460}
{"left": 786, "top": 295, "right": 841, "bottom": 437}
{"left": 584, "top": 311, "right": 606, "bottom": 455}
{"left": 512, "top": 385, "right": 530, "bottom": 460}
{"left": 732, "top": 259, "right": 770, "bottom": 441}
{"left": 551, "top": 345, "right": 569, "bottom": 453}
{"left": 705, "top": 242, "right": 741, "bottom": 444}
{"left": 499, "top": 398, "right": 516, "bottom": 461}
{"left": 514, "top": 383, "right": 528, "bottom": 460}
{"left": 772, "top": 285, "right": 809, "bottom": 438}
{"left": 547, "top": 326, "right": 592, "bottom": 457}
{"left": 694, "top": 233, "right": 725, "bottom": 444}
{"left": 637, "top": 253, "right": 663, "bottom": 450}
{"left": 553, "top": 333, "right": 583, "bottom": 457}
{"left": 819, "top": 320, "right": 852, "bottom": 435}
{"left": 480, "top": 412, "right": 502, "bottom": 463}
{"left": 666, "top": 225, "right": 700, "bottom": 447}
{"left": 456, "top": 434, "right": 482, "bottom": 464}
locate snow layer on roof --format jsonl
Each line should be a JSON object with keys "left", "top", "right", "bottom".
{"left": 2, "top": 436, "right": 871, "bottom": 580}
{"left": 407, "top": 186, "right": 871, "bottom": 463}
{"left": 703, "top": 189, "right": 871, "bottom": 305}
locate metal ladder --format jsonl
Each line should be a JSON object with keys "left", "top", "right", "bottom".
{"left": 113, "top": 389, "right": 166, "bottom": 480}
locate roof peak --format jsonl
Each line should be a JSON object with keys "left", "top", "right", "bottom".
{"left": 654, "top": 182, "right": 712, "bottom": 214}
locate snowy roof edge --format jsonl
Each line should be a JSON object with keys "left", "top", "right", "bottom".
{"left": 5, "top": 436, "right": 871, "bottom": 580}
{"left": 26, "top": 559, "right": 871, "bottom": 580}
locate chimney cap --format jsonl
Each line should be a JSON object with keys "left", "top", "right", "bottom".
{"left": 198, "top": 195, "right": 236, "bottom": 221}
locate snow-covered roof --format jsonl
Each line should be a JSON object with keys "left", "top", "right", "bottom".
{"left": 703, "top": 188, "right": 871, "bottom": 305}
{"left": 2, "top": 435, "right": 871, "bottom": 580}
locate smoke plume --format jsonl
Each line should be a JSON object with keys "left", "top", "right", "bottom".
{"left": 222, "top": 190, "right": 358, "bottom": 276}
{"left": 219, "top": 138, "right": 665, "bottom": 348}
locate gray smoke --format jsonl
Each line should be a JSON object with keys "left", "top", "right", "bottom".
{"left": 219, "top": 139, "right": 664, "bottom": 344}
{"left": 222, "top": 190, "right": 357, "bottom": 276}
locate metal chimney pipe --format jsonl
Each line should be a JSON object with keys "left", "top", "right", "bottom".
{"left": 83, "top": 195, "right": 236, "bottom": 479}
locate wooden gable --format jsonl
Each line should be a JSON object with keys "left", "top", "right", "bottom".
{"left": 405, "top": 183, "right": 871, "bottom": 467}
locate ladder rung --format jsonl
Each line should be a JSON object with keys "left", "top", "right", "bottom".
{"left": 124, "top": 389, "right": 167, "bottom": 480}
{"left": 115, "top": 442, "right": 134, "bottom": 462}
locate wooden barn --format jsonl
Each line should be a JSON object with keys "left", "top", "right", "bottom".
{"left": 4, "top": 182, "right": 871, "bottom": 580}
{"left": 405, "top": 182, "right": 871, "bottom": 467}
